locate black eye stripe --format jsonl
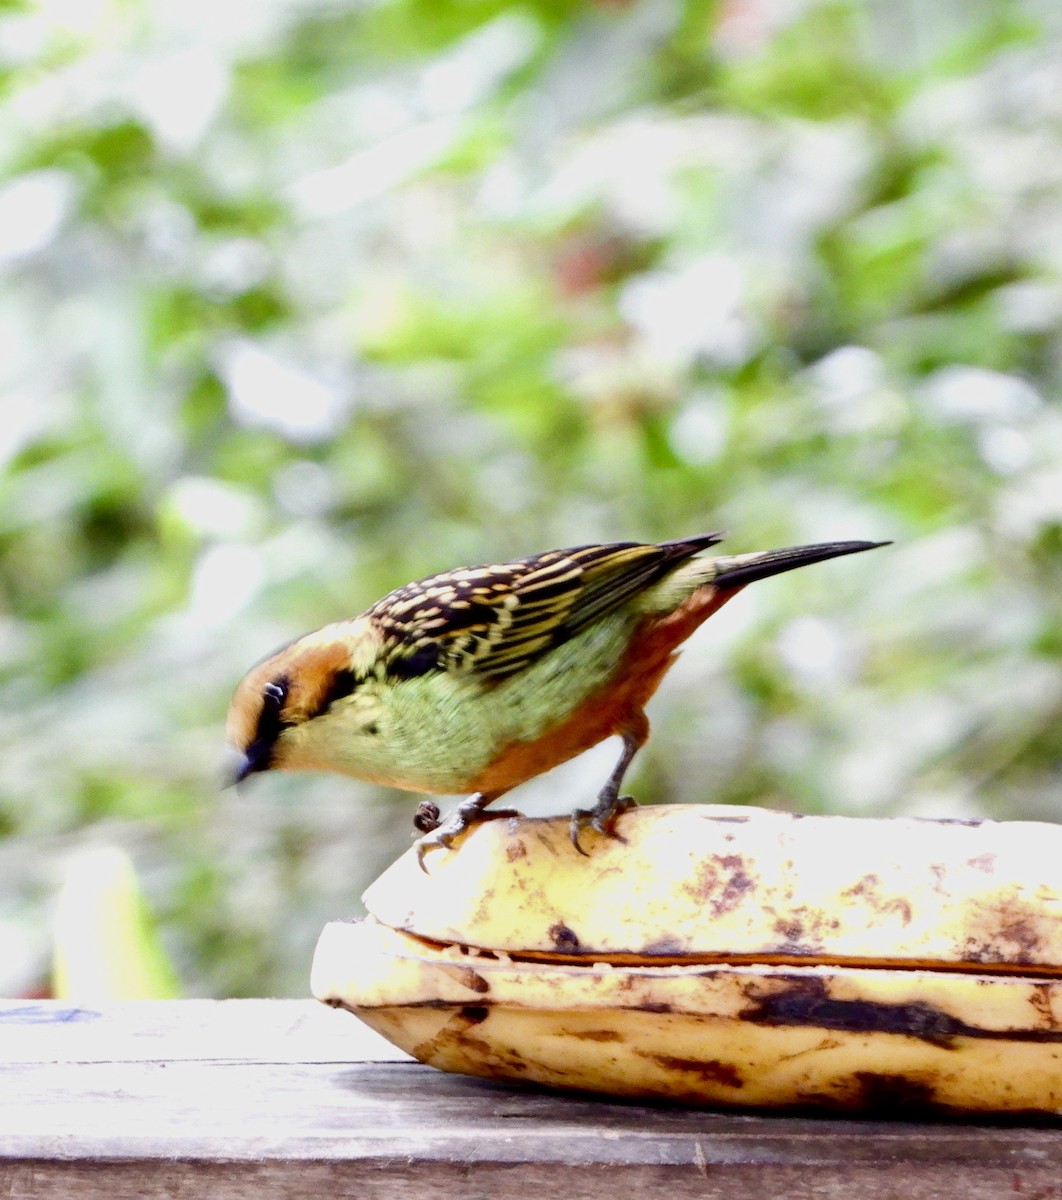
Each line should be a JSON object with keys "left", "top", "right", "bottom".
{"left": 309, "top": 668, "right": 360, "bottom": 719}
{"left": 323, "top": 668, "right": 357, "bottom": 708}
{"left": 254, "top": 676, "right": 291, "bottom": 747}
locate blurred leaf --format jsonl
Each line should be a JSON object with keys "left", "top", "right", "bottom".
{"left": 53, "top": 846, "right": 181, "bottom": 1001}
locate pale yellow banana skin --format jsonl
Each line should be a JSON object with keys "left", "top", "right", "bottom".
{"left": 314, "top": 919, "right": 1062, "bottom": 1112}
{"left": 361, "top": 805, "right": 1062, "bottom": 969}
{"left": 312, "top": 805, "right": 1062, "bottom": 1112}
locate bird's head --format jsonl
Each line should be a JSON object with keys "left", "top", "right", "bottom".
{"left": 223, "top": 619, "right": 383, "bottom": 785}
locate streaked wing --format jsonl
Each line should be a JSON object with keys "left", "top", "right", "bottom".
{"left": 366, "top": 534, "right": 722, "bottom": 683}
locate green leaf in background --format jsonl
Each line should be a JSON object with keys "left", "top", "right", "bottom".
{"left": 53, "top": 846, "right": 180, "bottom": 1001}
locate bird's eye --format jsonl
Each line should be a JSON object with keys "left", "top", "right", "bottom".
{"left": 263, "top": 680, "right": 287, "bottom": 710}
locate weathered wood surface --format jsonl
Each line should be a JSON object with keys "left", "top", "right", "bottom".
{"left": 3, "top": 1000, "right": 1062, "bottom": 1199}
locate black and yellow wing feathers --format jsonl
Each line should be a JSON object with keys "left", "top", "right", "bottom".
{"left": 365, "top": 533, "right": 724, "bottom": 683}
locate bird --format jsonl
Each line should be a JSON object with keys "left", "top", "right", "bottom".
{"left": 225, "top": 533, "right": 886, "bottom": 868}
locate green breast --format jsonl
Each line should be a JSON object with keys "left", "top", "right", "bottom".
{"left": 380, "top": 613, "right": 638, "bottom": 793}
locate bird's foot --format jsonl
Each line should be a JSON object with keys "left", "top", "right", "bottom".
{"left": 415, "top": 796, "right": 520, "bottom": 873}
{"left": 569, "top": 790, "right": 636, "bottom": 857}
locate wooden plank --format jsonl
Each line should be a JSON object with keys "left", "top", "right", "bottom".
{"left": 8, "top": 1160, "right": 1062, "bottom": 1200}
{"left": 3, "top": 1000, "right": 1062, "bottom": 1199}
{"left": 0, "top": 997, "right": 408, "bottom": 1063}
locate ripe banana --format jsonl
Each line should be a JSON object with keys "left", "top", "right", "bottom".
{"left": 312, "top": 805, "right": 1062, "bottom": 1112}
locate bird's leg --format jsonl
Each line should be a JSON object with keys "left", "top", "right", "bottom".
{"left": 570, "top": 712, "right": 649, "bottom": 855}
{"left": 415, "top": 791, "right": 519, "bottom": 872}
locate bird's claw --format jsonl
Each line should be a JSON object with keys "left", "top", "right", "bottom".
{"left": 414, "top": 803, "right": 521, "bottom": 873}
{"left": 415, "top": 823, "right": 459, "bottom": 872}
{"left": 569, "top": 793, "right": 636, "bottom": 857}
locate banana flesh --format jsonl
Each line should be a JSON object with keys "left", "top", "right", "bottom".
{"left": 312, "top": 805, "right": 1062, "bottom": 1112}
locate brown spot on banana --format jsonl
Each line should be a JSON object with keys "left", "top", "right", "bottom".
{"left": 850, "top": 1072, "right": 939, "bottom": 1114}
{"left": 458, "top": 1005, "right": 489, "bottom": 1025}
{"left": 437, "top": 964, "right": 491, "bottom": 994}
{"left": 739, "top": 975, "right": 966, "bottom": 1047}
{"left": 741, "top": 975, "right": 1062, "bottom": 1045}
{"left": 549, "top": 922, "right": 580, "bottom": 953}
{"left": 967, "top": 853, "right": 997, "bottom": 873}
{"left": 647, "top": 1056, "right": 744, "bottom": 1088}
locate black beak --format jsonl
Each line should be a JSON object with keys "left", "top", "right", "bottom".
{"left": 220, "top": 744, "right": 269, "bottom": 789}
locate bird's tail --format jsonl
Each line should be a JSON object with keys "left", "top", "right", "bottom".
{"left": 709, "top": 540, "right": 889, "bottom": 589}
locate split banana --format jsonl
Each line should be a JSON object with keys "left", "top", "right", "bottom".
{"left": 311, "top": 804, "right": 1062, "bottom": 1112}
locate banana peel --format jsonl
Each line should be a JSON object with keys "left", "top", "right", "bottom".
{"left": 311, "top": 805, "right": 1062, "bottom": 1113}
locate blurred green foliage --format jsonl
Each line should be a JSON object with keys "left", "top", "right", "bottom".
{"left": 1, "top": 0, "right": 1060, "bottom": 997}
